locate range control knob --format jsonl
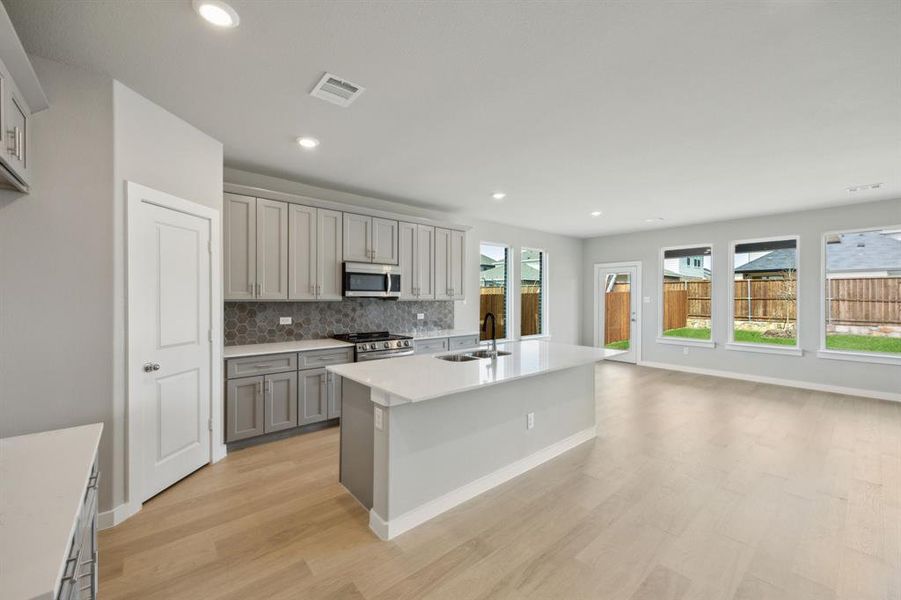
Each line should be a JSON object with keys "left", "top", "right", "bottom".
{"left": 383, "top": 342, "right": 390, "bottom": 348}
{"left": 403, "top": 340, "right": 411, "bottom": 347}
{"left": 369, "top": 343, "right": 377, "bottom": 350}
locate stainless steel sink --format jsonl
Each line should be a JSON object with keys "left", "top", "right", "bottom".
{"left": 467, "top": 350, "right": 512, "bottom": 359}
{"left": 436, "top": 353, "right": 481, "bottom": 362}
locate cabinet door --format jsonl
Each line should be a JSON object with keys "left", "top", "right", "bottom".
{"left": 226, "top": 376, "right": 264, "bottom": 442}
{"left": 288, "top": 204, "right": 317, "bottom": 300}
{"left": 449, "top": 230, "right": 466, "bottom": 300}
{"left": 434, "top": 228, "right": 451, "bottom": 300}
{"left": 264, "top": 371, "right": 297, "bottom": 433}
{"left": 372, "top": 218, "right": 399, "bottom": 264}
{"left": 317, "top": 209, "right": 344, "bottom": 300}
{"left": 2, "top": 85, "right": 30, "bottom": 186}
{"left": 224, "top": 194, "right": 256, "bottom": 300}
{"left": 256, "top": 199, "right": 289, "bottom": 299}
{"left": 398, "top": 222, "right": 417, "bottom": 300}
{"left": 417, "top": 225, "right": 436, "bottom": 300}
{"left": 327, "top": 372, "right": 343, "bottom": 419}
{"left": 343, "top": 213, "right": 371, "bottom": 262}
{"left": 298, "top": 368, "right": 328, "bottom": 426}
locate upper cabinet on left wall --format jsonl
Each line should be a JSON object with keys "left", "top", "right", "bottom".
{"left": 0, "top": 2, "right": 50, "bottom": 192}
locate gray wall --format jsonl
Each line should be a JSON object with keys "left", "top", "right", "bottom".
{"left": 0, "top": 58, "right": 116, "bottom": 504}
{"left": 581, "top": 198, "right": 901, "bottom": 397}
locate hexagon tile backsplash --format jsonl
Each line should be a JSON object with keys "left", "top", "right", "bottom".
{"left": 224, "top": 299, "right": 455, "bottom": 346}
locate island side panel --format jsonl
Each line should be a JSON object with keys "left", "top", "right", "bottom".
{"left": 339, "top": 378, "right": 375, "bottom": 509}
{"left": 384, "top": 363, "right": 595, "bottom": 521}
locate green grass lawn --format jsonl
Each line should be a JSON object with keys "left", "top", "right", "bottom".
{"left": 826, "top": 334, "right": 901, "bottom": 354}
{"left": 663, "top": 327, "right": 797, "bottom": 346}
{"left": 605, "top": 340, "right": 630, "bottom": 350}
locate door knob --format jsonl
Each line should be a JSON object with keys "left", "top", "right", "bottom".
{"left": 144, "top": 362, "right": 161, "bottom": 372}
{"left": 153, "top": 363, "right": 161, "bottom": 371}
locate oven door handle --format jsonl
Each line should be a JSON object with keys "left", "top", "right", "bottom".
{"left": 357, "top": 349, "right": 415, "bottom": 362}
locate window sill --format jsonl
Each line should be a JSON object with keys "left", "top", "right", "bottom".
{"left": 656, "top": 337, "right": 715, "bottom": 349}
{"left": 725, "top": 342, "right": 802, "bottom": 357}
{"left": 519, "top": 334, "right": 550, "bottom": 341}
{"left": 817, "top": 349, "right": 901, "bottom": 366}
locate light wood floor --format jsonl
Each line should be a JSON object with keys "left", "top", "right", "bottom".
{"left": 99, "top": 363, "right": 901, "bottom": 599}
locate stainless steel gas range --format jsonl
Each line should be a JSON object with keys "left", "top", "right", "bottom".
{"left": 332, "top": 331, "right": 415, "bottom": 362}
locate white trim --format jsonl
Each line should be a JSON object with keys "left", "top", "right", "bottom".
{"left": 818, "top": 224, "right": 901, "bottom": 365}
{"left": 817, "top": 349, "right": 901, "bottom": 366}
{"left": 637, "top": 360, "right": 901, "bottom": 404}
{"left": 725, "top": 342, "right": 803, "bottom": 356}
{"left": 728, "top": 235, "right": 801, "bottom": 351}
{"left": 520, "top": 246, "right": 549, "bottom": 338}
{"left": 480, "top": 241, "right": 514, "bottom": 340}
{"left": 658, "top": 243, "right": 714, "bottom": 342}
{"left": 98, "top": 501, "right": 141, "bottom": 531}
{"left": 368, "top": 426, "right": 596, "bottom": 540}
{"left": 593, "top": 261, "right": 642, "bottom": 364}
{"left": 656, "top": 337, "right": 715, "bottom": 349}
{"left": 125, "top": 182, "right": 224, "bottom": 524}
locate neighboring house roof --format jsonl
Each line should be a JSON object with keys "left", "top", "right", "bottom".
{"left": 664, "top": 268, "right": 711, "bottom": 280}
{"left": 734, "top": 248, "right": 796, "bottom": 273}
{"left": 480, "top": 262, "right": 541, "bottom": 284}
{"left": 826, "top": 232, "right": 901, "bottom": 273}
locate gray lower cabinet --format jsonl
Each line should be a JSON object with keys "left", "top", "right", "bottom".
{"left": 327, "top": 372, "right": 343, "bottom": 419}
{"left": 415, "top": 337, "right": 449, "bottom": 354}
{"left": 226, "top": 376, "right": 265, "bottom": 442}
{"left": 264, "top": 371, "right": 298, "bottom": 433}
{"left": 299, "top": 368, "right": 328, "bottom": 425}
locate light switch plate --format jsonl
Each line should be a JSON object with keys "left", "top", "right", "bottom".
{"left": 417, "top": 313, "right": 425, "bottom": 320}
{"left": 527, "top": 412, "right": 535, "bottom": 430}
{"left": 279, "top": 317, "right": 292, "bottom": 325}
{"left": 643, "top": 296, "right": 651, "bottom": 304}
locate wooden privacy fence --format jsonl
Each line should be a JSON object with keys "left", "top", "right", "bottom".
{"left": 604, "top": 291, "right": 631, "bottom": 344}
{"left": 660, "top": 277, "right": 900, "bottom": 326}
{"left": 480, "top": 287, "right": 544, "bottom": 338}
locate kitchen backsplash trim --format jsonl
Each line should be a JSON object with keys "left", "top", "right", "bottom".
{"left": 224, "top": 299, "right": 454, "bottom": 346}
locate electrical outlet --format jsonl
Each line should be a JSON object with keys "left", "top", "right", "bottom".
{"left": 527, "top": 412, "right": 535, "bottom": 430}
{"left": 683, "top": 347, "right": 689, "bottom": 355}
{"left": 374, "top": 407, "right": 383, "bottom": 431}
{"left": 417, "top": 313, "right": 425, "bottom": 320}
{"left": 279, "top": 317, "right": 292, "bottom": 325}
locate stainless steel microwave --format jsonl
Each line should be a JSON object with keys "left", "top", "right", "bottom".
{"left": 343, "top": 262, "right": 402, "bottom": 298}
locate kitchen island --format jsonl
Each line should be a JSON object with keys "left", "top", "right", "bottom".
{"left": 327, "top": 339, "right": 615, "bottom": 539}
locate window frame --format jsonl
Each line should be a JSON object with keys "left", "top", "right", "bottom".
{"left": 726, "top": 235, "right": 802, "bottom": 356}
{"left": 519, "top": 246, "right": 549, "bottom": 340}
{"left": 657, "top": 243, "right": 715, "bottom": 348}
{"left": 479, "top": 241, "right": 514, "bottom": 343}
{"left": 817, "top": 225, "right": 901, "bottom": 366}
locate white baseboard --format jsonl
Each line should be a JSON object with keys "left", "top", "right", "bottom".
{"left": 98, "top": 501, "right": 141, "bottom": 530}
{"left": 368, "top": 426, "right": 597, "bottom": 540}
{"left": 637, "top": 360, "right": 901, "bottom": 403}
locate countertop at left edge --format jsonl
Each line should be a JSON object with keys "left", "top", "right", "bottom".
{"left": 223, "top": 339, "right": 354, "bottom": 359}
{"left": 0, "top": 423, "right": 103, "bottom": 600}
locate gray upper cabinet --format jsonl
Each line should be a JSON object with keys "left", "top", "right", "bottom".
{"left": 226, "top": 376, "right": 265, "bottom": 442}
{"left": 398, "top": 222, "right": 417, "bottom": 300}
{"left": 256, "top": 198, "right": 289, "bottom": 300}
{"left": 343, "top": 213, "right": 398, "bottom": 264}
{"left": 288, "top": 204, "right": 317, "bottom": 300}
{"left": 317, "top": 209, "right": 344, "bottom": 300}
{"left": 299, "top": 368, "right": 329, "bottom": 426}
{"left": 224, "top": 193, "right": 257, "bottom": 300}
{"left": 434, "top": 228, "right": 451, "bottom": 300}
{"left": 264, "top": 371, "right": 298, "bottom": 433}
{"left": 342, "top": 213, "right": 371, "bottom": 263}
{"left": 449, "top": 229, "right": 466, "bottom": 300}
{"left": 399, "top": 222, "right": 436, "bottom": 300}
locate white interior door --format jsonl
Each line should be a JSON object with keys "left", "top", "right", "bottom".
{"left": 131, "top": 193, "right": 212, "bottom": 502}
{"left": 596, "top": 264, "right": 641, "bottom": 363}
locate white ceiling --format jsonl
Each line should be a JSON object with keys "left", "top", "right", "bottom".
{"left": 6, "top": 0, "right": 900, "bottom": 237}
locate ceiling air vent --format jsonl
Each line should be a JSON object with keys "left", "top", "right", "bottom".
{"left": 310, "top": 72, "right": 365, "bottom": 107}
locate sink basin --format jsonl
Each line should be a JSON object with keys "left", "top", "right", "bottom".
{"left": 436, "top": 353, "right": 481, "bottom": 362}
{"left": 467, "top": 350, "right": 512, "bottom": 359}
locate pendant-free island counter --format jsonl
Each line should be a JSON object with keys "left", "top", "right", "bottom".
{"left": 327, "top": 339, "right": 614, "bottom": 540}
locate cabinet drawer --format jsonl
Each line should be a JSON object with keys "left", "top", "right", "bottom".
{"left": 448, "top": 335, "right": 480, "bottom": 350}
{"left": 227, "top": 353, "right": 297, "bottom": 378}
{"left": 299, "top": 348, "right": 353, "bottom": 369}
{"left": 414, "top": 338, "right": 448, "bottom": 354}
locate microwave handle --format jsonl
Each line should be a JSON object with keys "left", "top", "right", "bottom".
{"left": 386, "top": 272, "right": 391, "bottom": 292}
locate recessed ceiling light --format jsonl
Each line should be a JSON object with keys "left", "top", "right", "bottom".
{"left": 590, "top": 211, "right": 602, "bottom": 217}
{"left": 193, "top": 0, "right": 240, "bottom": 28}
{"left": 846, "top": 182, "right": 882, "bottom": 193}
{"left": 491, "top": 192, "right": 507, "bottom": 201}
{"left": 296, "top": 136, "right": 320, "bottom": 149}
{"left": 644, "top": 217, "right": 664, "bottom": 223}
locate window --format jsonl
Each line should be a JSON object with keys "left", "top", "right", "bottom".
{"left": 729, "top": 237, "right": 798, "bottom": 350}
{"left": 821, "top": 227, "right": 901, "bottom": 361}
{"left": 521, "top": 248, "right": 546, "bottom": 337}
{"left": 660, "top": 245, "right": 713, "bottom": 343}
{"left": 479, "top": 243, "right": 510, "bottom": 340}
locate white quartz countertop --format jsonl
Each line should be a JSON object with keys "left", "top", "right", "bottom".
{"left": 1, "top": 423, "right": 103, "bottom": 600}
{"left": 224, "top": 339, "right": 353, "bottom": 359}
{"left": 328, "top": 340, "right": 614, "bottom": 405}
{"left": 402, "top": 329, "right": 480, "bottom": 341}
